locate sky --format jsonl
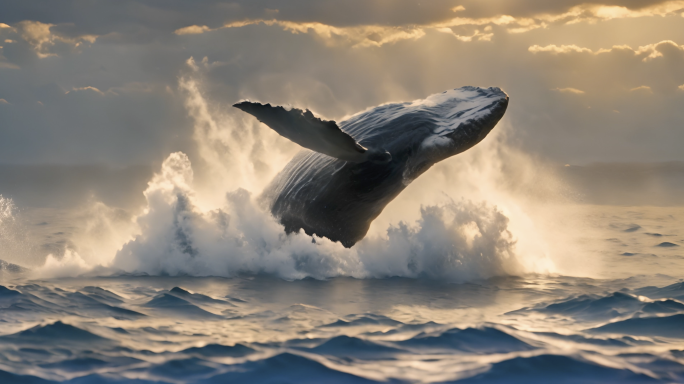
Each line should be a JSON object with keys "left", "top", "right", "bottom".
{"left": 0, "top": 0, "right": 683, "bottom": 169}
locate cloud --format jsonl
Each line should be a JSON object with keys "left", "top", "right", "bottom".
{"left": 175, "top": 12, "right": 532, "bottom": 48}
{"left": 173, "top": 18, "right": 440, "bottom": 48}
{"left": 578, "top": 1, "right": 684, "bottom": 20}
{"left": 679, "top": 84, "right": 684, "bottom": 90}
{"left": 438, "top": 1, "right": 684, "bottom": 37}
{"left": 524, "top": 0, "right": 684, "bottom": 26}
{"left": 175, "top": 25, "right": 211, "bottom": 35}
{"left": 452, "top": 0, "right": 684, "bottom": 19}
{"left": 530, "top": 40, "right": 684, "bottom": 61}
{"left": 553, "top": 87, "right": 585, "bottom": 94}
{"left": 0, "top": 20, "right": 97, "bottom": 61}
{"left": 209, "top": 14, "right": 534, "bottom": 46}
{"left": 635, "top": 39, "right": 684, "bottom": 60}
{"left": 18, "top": 21, "right": 96, "bottom": 56}
{"left": 529, "top": 44, "right": 595, "bottom": 54}
{"left": 0, "top": 98, "right": 9, "bottom": 104}
{"left": 436, "top": 26, "right": 494, "bottom": 42}
{"left": 630, "top": 85, "right": 653, "bottom": 92}
{"left": 67, "top": 86, "right": 106, "bottom": 96}
{"left": 0, "top": 1, "right": 680, "bottom": 54}
{"left": 217, "top": 19, "right": 427, "bottom": 48}
{"left": 167, "top": 1, "right": 684, "bottom": 47}
{"left": 17, "top": 20, "right": 56, "bottom": 57}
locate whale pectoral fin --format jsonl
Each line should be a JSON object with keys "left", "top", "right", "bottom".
{"left": 233, "top": 101, "right": 369, "bottom": 163}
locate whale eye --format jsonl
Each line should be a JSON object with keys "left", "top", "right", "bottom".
{"left": 368, "top": 150, "right": 392, "bottom": 164}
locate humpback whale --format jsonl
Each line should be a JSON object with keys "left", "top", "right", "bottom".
{"left": 234, "top": 86, "right": 509, "bottom": 247}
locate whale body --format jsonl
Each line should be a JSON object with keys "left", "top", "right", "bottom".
{"left": 235, "top": 86, "right": 509, "bottom": 247}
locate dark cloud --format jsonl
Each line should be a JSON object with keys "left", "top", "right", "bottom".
{"left": 2, "top": 0, "right": 682, "bottom": 37}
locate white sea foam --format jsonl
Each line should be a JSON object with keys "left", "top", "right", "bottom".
{"left": 109, "top": 151, "right": 522, "bottom": 281}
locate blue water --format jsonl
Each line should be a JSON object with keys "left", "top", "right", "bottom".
{"left": 0, "top": 272, "right": 683, "bottom": 383}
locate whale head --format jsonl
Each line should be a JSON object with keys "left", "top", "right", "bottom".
{"left": 340, "top": 86, "right": 509, "bottom": 180}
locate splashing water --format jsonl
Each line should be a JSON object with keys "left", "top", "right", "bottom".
{"left": 105, "top": 152, "right": 521, "bottom": 280}
{"left": 178, "top": 58, "right": 300, "bottom": 209}
{"left": 0, "top": 195, "right": 15, "bottom": 230}
{"left": 29, "top": 59, "right": 565, "bottom": 281}
{"left": 0, "top": 196, "right": 34, "bottom": 263}
{"left": 0, "top": 196, "right": 17, "bottom": 257}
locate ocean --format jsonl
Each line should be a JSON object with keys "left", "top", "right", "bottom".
{"left": 1, "top": 200, "right": 683, "bottom": 383}
{"left": 0, "top": 82, "right": 683, "bottom": 383}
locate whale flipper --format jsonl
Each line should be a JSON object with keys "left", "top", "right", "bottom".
{"left": 234, "top": 101, "right": 390, "bottom": 163}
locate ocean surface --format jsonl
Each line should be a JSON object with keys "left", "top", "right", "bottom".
{"left": 1, "top": 202, "right": 684, "bottom": 383}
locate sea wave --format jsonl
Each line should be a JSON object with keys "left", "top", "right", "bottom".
{"left": 0, "top": 276, "right": 683, "bottom": 383}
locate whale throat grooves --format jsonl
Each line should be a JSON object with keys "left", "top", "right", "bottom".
{"left": 235, "top": 86, "right": 509, "bottom": 247}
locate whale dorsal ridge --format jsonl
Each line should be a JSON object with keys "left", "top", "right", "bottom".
{"left": 233, "top": 101, "right": 390, "bottom": 164}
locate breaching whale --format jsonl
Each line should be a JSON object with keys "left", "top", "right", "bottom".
{"left": 234, "top": 86, "right": 509, "bottom": 247}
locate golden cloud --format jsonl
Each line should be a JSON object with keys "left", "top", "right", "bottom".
{"left": 553, "top": 87, "right": 585, "bottom": 94}
{"left": 530, "top": 40, "right": 684, "bottom": 62}
{"left": 179, "top": 17, "right": 499, "bottom": 47}
{"left": 529, "top": 44, "right": 595, "bottom": 54}
{"left": 435, "top": 26, "right": 493, "bottom": 42}
{"left": 634, "top": 40, "right": 684, "bottom": 60}
{"left": 222, "top": 19, "right": 426, "bottom": 48}
{"left": 67, "top": 86, "right": 106, "bottom": 96}
{"left": 173, "top": 1, "right": 684, "bottom": 48}
{"left": 12, "top": 21, "right": 98, "bottom": 58}
{"left": 630, "top": 85, "right": 653, "bottom": 93}
{"left": 174, "top": 25, "right": 212, "bottom": 35}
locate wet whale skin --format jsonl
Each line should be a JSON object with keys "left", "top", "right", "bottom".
{"left": 263, "top": 86, "right": 509, "bottom": 247}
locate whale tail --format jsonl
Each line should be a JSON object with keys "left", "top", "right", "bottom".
{"left": 233, "top": 101, "right": 388, "bottom": 163}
